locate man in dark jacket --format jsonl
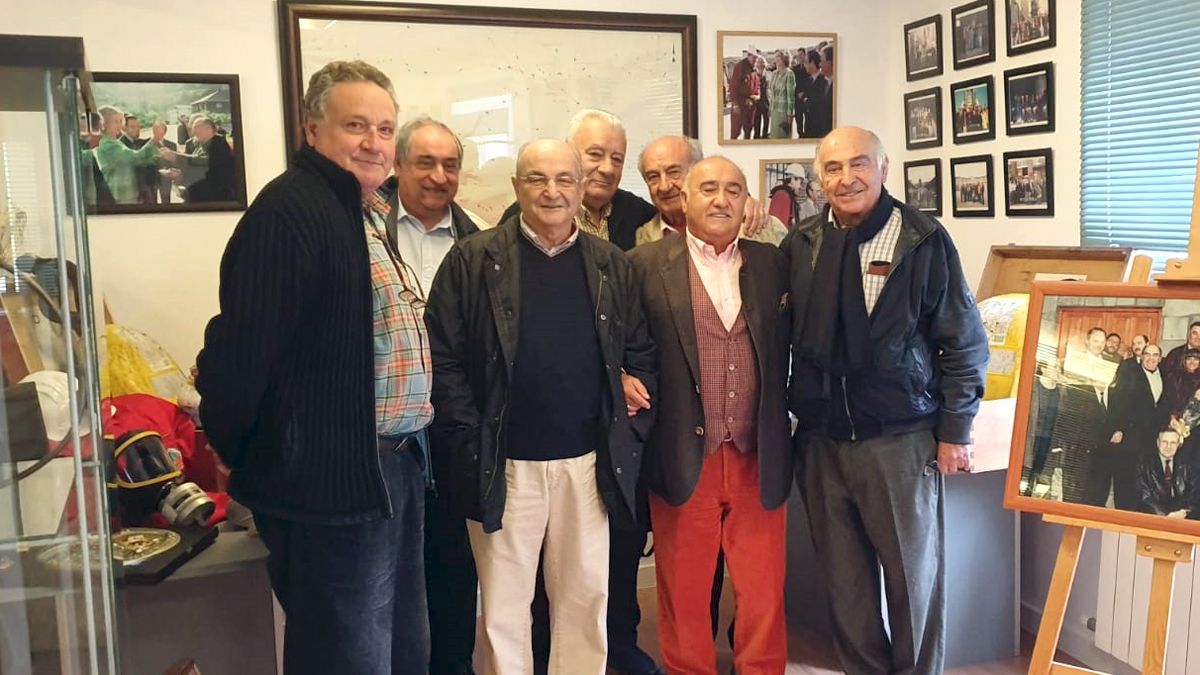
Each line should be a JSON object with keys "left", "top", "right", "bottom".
{"left": 1095, "top": 344, "right": 1165, "bottom": 509}
{"left": 783, "top": 126, "right": 988, "bottom": 675}
{"left": 425, "top": 138, "right": 656, "bottom": 675}
{"left": 1137, "top": 429, "right": 1198, "bottom": 518}
{"left": 625, "top": 156, "right": 792, "bottom": 674}
{"left": 181, "top": 115, "right": 237, "bottom": 203}
{"left": 196, "top": 60, "right": 431, "bottom": 675}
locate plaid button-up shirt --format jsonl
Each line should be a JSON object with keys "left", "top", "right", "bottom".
{"left": 363, "top": 200, "right": 433, "bottom": 436}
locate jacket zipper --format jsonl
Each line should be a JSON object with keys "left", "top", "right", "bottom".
{"left": 842, "top": 375, "right": 857, "bottom": 441}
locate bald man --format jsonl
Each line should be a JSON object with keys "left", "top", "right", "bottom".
{"left": 425, "top": 139, "right": 657, "bottom": 675}
{"left": 783, "top": 126, "right": 987, "bottom": 675}
{"left": 626, "top": 156, "right": 792, "bottom": 674}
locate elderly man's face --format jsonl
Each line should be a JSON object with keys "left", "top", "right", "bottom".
{"left": 640, "top": 137, "right": 693, "bottom": 225}
{"left": 396, "top": 124, "right": 460, "bottom": 224}
{"left": 193, "top": 121, "right": 216, "bottom": 143}
{"left": 1188, "top": 325, "right": 1200, "bottom": 348}
{"left": 1132, "top": 335, "right": 1148, "bottom": 357}
{"left": 682, "top": 157, "right": 747, "bottom": 251}
{"left": 304, "top": 81, "right": 396, "bottom": 195}
{"left": 151, "top": 122, "right": 167, "bottom": 142}
{"left": 1085, "top": 330, "right": 1106, "bottom": 356}
{"left": 1142, "top": 345, "right": 1162, "bottom": 372}
{"left": 512, "top": 141, "right": 583, "bottom": 232}
{"left": 570, "top": 116, "right": 626, "bottom": 211}
{"left": 1158, "top": 431, "right": 1181, "bottom": 459}
{"left": 102, "top": 112, "right": 123, "bottom": 138}
{"left": 819, "top": 127, "right": 888, "bottom": 227}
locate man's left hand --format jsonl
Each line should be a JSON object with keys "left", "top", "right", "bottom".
{"left": 741, "top": 196, "right": 768, "bottom": 237}
{"left": 937, "top": 441, "right": 973, "bottom": 475}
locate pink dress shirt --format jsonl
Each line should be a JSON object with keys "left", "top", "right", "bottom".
{"left": 685, "top": 228, "right": 743, "bottom": 331}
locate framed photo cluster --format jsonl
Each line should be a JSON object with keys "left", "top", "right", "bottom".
{"left": 900, "top": 0, "right": 1057, "bottom": 221}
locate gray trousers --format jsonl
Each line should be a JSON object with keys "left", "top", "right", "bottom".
{"left": 799, "top": 428, "right": 945, "bottom": 675}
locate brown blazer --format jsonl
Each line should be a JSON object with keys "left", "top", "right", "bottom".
{"left": 627, "top": 234, "right": 793, "bottom": 508}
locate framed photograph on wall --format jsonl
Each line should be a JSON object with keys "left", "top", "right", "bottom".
{"left": 1005, "top": 62, "right": 1055, "bottom": 135}
{"left": 717, "top": 31, "right": 837, "bottom": 144}
{"left": 951, "top": 76, "right": 995, "bottom": 144}
{"left": 1005, "top": 281, "right": 1200, "bottom": 538}
{"left": 904, "top": 87, "right": 943, "bottom": 150}
{"left": 951, "top": 0, "right": 995, "bottom": 69}
{"left": 905, "top": 15, "right": 943, "bottom": 81}
{"left": 950, "top": 154, "right": 993, "bottom": 217}
{"left": 759, "top": 158, "right": 824, "bottom": 229}
{"left": 87, "top": 72, "right": 247, "bottom": 214}
{"left": 1006, "top": 0, "right": 1055, "bottom": 56}
{"left": 1004, "top": 148, "right": 1054, "bottom": 217}
{"left": 278, "top": 1, "right": 697, "bottom": 225}
{"left": 904, "top": 159, "right": 942, "bottom": 216}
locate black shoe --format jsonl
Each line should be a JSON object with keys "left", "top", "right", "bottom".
{"left": 608, "top": 644, "right": 666, "bottom": 675}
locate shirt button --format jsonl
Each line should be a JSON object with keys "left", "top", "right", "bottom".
{"left": 694, "top": 426, "right": 705, "bottom": 436}
{"left": 615, "top": 467, "right": 623, "bottom": 475}
{"left": 727, "top": 416, "right": 734, "bottom": 424}
{"left": 728, "top": 363, "right": 736, "bottom": 371}
{"left": 728, "top": 391, "right": 736, "bottom": 398}
{"left": 493, "top": 263, "right": 501, "bottom": 271}
{"left": 600, "top": 314, "right": 607, "bottom": 321}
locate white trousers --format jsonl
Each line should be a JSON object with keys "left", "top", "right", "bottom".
{"left": 467, "top": 452, "right": 610, "bottom": 675}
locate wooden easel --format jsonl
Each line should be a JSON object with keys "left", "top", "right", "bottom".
{"left": 1029, "top": 150, "right": 1200, "bottom": 675}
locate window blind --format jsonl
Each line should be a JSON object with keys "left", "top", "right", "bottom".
{"left": 1081, "top": 0, "right": 1200, "bottom": 252}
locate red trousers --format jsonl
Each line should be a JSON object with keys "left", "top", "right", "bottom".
{"left": 650, "top": 443, "right": 787, "bottom": 675}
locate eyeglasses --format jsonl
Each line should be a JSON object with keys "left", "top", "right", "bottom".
{"left": 516, "top": 174, "right": 581, "bottom": 190}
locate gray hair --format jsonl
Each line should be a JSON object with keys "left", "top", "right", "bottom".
{"left": 97, "top": 105, "right": 124, "bottom": 125}
{"left": 638, "top": 135, "right": 704, "bottom": 175}
{"left": 681, "top": 156, "right": 747, "bottom": 195}
{"left": 189, "top": 114, "right": 215, "bottom": 132}
{"left": 395, "top": 116, "right": 463, "bottom": 164}
{"left": 813, "top": 127, "right": 888, "bottom": 181}
{"left": 302, "top": 60, "right": 397, "bottom": 124}
{"left": 515, "top": 139, "right": 583, "bottom": 177}
{"left": 566, "top": 108, "right": 625, "bottom": 141}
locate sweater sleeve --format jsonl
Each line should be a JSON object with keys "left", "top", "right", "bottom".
{"left": 196, "top": 202, "right": 312, "bottom": 468}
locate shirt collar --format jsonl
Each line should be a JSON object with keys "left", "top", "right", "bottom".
{"left": 684, "top": 227, "right": 739, "bottom": 264}
{"left": 519, "top": 216, "right": 579, "bottom": 257}
{"left": 395, "top": 196, "right": 453, "bottom": 233}
{"left": 577, "top": 201, "right": 613, "bottom": 229}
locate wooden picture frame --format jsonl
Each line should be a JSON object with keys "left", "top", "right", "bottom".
{"left": 1003, "top": 148, "right": 1054, "bottom": 217}
{"left": 278, "top": 1, "right": 697, "bottom": 224}
{"left": 904, "top": 87, "right": 943, "bottom": 150}
{"left": 951, "top": 75, "right": 996, "bottom": 144}
{"left": 904, "top": 158, "right": 942, "bottom": 216}
{"left": 87, "top": 72, "right": 247, "bottom": 214}
{"left": 1004, "top": 62, "right": 1055, "bottom": 136}
{"left": 905, "top": 15, "right": 943, "bottom": 82}
{"left": 716, "top": 30, "right": 837, "bottom": 144}
{"left": 951, "top": 0, "right": 996, "bottom": 69}
{"left": 1005, "top": 281, "right": 1200, "bottom": 538}
{"left": 758, "top": 158, "right": 823, "bottom": 229}
{"left": 951, "top": 154, "right": 994, "bottom": 217}
{"left": 1006, "top": 0, "right": 1055, "bottom": 57}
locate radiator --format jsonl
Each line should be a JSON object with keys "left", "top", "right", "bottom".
{"left": 1094, "top": 531, "right": 1200, "bottom": 673}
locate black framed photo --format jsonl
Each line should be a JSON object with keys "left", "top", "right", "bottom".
{"left": 951, "top": 154, "right": 994, "bottom": 217}
{"left": 951, "top": 76, "right": 995, "bottom": 144}
{"left": 1006, "top": 0, "right": 1055, "bottom": 56}
{"left": 905, "top": 15, "right": 943, "bottom": 81}
{"left": 952, "top": 0, "right": 996, "bottom": 69}
{"left": 1004, "top": 148, "right": 1054, "bottom": 217}
{"left": 1005, "top": 62, "right": 1055, "bottom": 136}
{"left": 904, "top": 159, "right": 942, "bottom": 216}
{"left": 904, "top": 87, "right": 943, "bottom": 150}
{"left": 87, "top": 73, "right": 247, "bottom": 214}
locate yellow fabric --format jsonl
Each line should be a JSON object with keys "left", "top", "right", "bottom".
{"left": 99, "top": 324, "right": 189, "bottom": 403}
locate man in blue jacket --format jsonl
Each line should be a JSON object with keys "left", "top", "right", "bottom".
{"left": 782, "top": 126, "right": 988, "bottom": 675}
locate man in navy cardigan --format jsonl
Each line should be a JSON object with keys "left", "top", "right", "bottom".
{"left": 197, "top": 61, "right": 431, "bottom": 675}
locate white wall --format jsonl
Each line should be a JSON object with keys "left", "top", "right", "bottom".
{"left": 5, "top": 0, "right": 890, "bottom": 365}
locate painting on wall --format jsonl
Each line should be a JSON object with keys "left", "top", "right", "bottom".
{"left": 85, "top": 73, "right": 247, "bottom": 214}
{"left": 951, "top": 154, "right": 994, "bottom": 217}
{"left": 1005, "top": 62, "right": 1055, "bottom": 136}
{"left": 717, "top": 31, "right": 837, "bottom": 144}
{"left": 758, "top": 158, "right": 824, "bottom": 230}
{"left": 904, "top": 159, "right": 942, "bottom": 216}
{"left": 951, "top": 0, "right": 996, "bottom": 69}
{"left": 1006, "top": 0, "right": 1055, "bottom": 56}
{"left": 904, "top": 87, "right": 943, "bottom": 150}
{"left": 905, "top": 15, "right": 943, "bottom": 82}
{"left": 951, "top": 75, "right": 996, "bottom": 144}
{"left": 278, "top": 1, "right": 697, "bottom": 225}
{"left": 1006, "top": 281, "right": 1200, "bottom": 538}
{"left": 1004, "top": 148, "right": 1054, "bottom": 217}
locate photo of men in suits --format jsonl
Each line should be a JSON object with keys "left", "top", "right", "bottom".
{"left": 1136, "top": 429, "right": 1198, "bottom": 519}
{"left": 1091, "top": 344, "right": 1164, "bottom": 509}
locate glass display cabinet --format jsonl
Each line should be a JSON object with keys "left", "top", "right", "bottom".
{"left": 0, "top": 34, "right": 118, "bottom": 674}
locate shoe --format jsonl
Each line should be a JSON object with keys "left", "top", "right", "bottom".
{"left": 608, "top": 644, "right": 666, "bottom": 675}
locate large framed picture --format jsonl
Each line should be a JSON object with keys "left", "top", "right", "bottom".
{"left": 904, "top": 87, "right": 942, "bottom": 150}
{"left": 278, "top": 1, "right": 697, "bottom": 225}
{"left": 904, "top": 159, "right": 942, "bottom": 216}
{"left": 1004, "top": 62, "right": 1054, "bottom": 136}
{"left": 86, "top": 73, "right": 247, "bottom": 214}
{"left": 758, "top": 158, "right": 825, "bottom": 230}
{"left": 717, "top": 31, "right": 837, "bottom": 144}
{"left": 1006, "top": 0, "right": 1055, "bottom": 56}
{"left": 1006, "top": 281, "right": 1200, "bottom": 538}
{"left": 905, "top": 15, "right": 943, "bottom": 82}
{"left": 1003, "top": 148, "right": 1054, "bottom": 217}
{"left": 950, "top": 154, "right": 993, "bottom": 217}
{"left": 951, "top": 0, "right": 996, "bottom": 69}
{"left": 951, "top": 75, "right": 996, "bottom": 144}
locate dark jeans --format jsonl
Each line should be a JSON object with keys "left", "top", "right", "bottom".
{"left": 254, "top": 445, "right": 429, "bottom": 675}
{"left": 425, "top": 482, "right": 478, "bottom": 675}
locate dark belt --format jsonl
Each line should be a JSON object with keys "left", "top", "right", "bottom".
{"left": 378, "top": 433, "right": 420, "bottom": 455}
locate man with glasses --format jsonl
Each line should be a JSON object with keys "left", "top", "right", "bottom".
{"left": 197, "top": 60, "right": 432, "bottom": 674}
{"left": 425, "top": 138, "right": 656, "bottom": 675}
